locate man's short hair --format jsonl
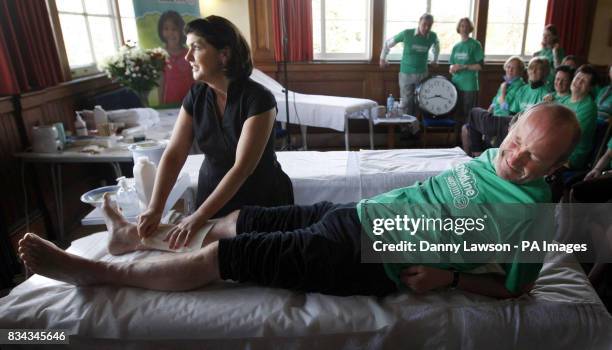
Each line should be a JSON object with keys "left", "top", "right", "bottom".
{"left": 528, "top": 56, "right": 550, "bottom": 78}
{"left": 456, "top": 17, "right": 474, "bottom": 34}
{"left": 575, "top": 64, "right": 599, "bottom": 87}
{"left": 420, "top": 13, "right": 434, "bottom": 23}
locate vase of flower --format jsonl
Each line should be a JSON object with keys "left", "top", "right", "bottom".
{"left": 99, "top": 44, "right": 168, "bottom": 108}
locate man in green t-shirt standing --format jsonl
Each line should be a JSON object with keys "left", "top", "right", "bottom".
{"left": 379, "top": 13, "right": 440, "bottom": 118}
{"left": 20, "top": 103, "right": 581, "bottom": 299}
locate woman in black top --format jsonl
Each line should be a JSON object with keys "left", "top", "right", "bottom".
{"left": 138, "top": 16, "right": 293, "bottom": 249}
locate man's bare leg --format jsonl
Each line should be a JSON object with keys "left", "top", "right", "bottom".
{"left": 18, "top": 233, "right": 221, "bottom": 291}
{"left": 102, "top": 193, "right": 239, "bottom": 255}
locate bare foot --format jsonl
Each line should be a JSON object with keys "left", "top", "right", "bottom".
{"left": 102, "top": 193, "right": 146, "bottom": 255}
{"left": 18, "top": 233, "right": 104, "bottom": 286}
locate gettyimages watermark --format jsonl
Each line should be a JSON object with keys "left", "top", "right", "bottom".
{"left": 359, "top": 203, "right": 612, "bottom": 264}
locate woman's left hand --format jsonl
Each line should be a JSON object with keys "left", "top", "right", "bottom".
{"left": 164, "top": 213, "right": 209, "bottom": 249}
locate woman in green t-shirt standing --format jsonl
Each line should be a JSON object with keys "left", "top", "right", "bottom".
{"left": 449, "top": 18, "right": 484, "bottom": 126}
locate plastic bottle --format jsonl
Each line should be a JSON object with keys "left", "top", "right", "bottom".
{"left": 93, "top": 105, "right": 108, "bottom": 129}
{"left": 133, "top": 156, "right": 157, "bottom": 209}
{"left": 115, "top": 176, "right": 140, "bottom": 217}
{"left": 75, "top": 112, "right": 88, "bottom": 136}
{"left": 386, "top": 94, "right": 394, "bottom": 118}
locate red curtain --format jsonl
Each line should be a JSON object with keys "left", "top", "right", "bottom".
{"left": 0, "top": 0, "right": 64, "bottom": 95}
{"left": 272, "top": 0, "right": 313, "bottom": 62}
{"left": 545, "top": 0, "right": 593, "bottom": 59}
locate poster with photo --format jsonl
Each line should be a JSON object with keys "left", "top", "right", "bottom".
{"left": 133, "top": 0, "right": 200, "bottom": 106}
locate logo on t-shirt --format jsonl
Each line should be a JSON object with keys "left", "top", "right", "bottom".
{"left": 411, "top": 44, "right": 429, "bottom": 53}
{"left": 455, "top": 52, "right": 468, "bottom": 61}
{"left": 445, "top": 163, "right": 479, "bottom": 209}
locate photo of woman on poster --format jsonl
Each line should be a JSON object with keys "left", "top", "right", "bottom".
{"left": 158, "top": 10, "right": 194, "bottom": 105}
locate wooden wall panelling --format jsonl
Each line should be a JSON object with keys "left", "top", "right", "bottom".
{"left": 248, "top": 0, "right": 276, "bottom": 65}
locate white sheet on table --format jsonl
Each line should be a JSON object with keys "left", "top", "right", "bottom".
{"left": 181, "top": 149, "right": 471, "bottom": 205}
{"left": 358, "top": 147, "right": 471, "bottom": 198}
{"left": 250, "top": 68, "right": 377, "bottom": 131}
{"left": 1, "top": 231, "right": 610, "bottom": 349}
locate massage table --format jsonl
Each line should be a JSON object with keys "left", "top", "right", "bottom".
{"left": 250, "top": 69, "right": 378, "bottom": 151}
{"left": 1, "top": 233, "right": 610, "bottom": 348}
{"left": 2, "top": 147, "right": 611, "bottom": 348}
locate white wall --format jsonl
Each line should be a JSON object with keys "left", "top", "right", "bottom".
{"left": 588, "top": 0, "right": 612, "bottom": 65}
{"left": 199, "top": 0, "right": 251, "bottom": 42}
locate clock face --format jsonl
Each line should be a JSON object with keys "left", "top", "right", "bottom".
{"left": 417, "top": 77, "right": 458, "bottom": 116}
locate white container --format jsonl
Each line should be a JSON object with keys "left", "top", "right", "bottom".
{"left": 32, "top": 125, "right": 63, "bottom": 153}
{"left": 115, "top": 176, "right": 140, "bottom": 217}
{"left": 93, "top": 105, "right": 108, "bottom": 129}
{"left": 127, "top": 140, "right": 167, "bottom": 166}
{"left": 133, "top": 156, "right": 157, "bottom": 209}
{"left": 75, "top": 112, "right": 88, "bottom": 136}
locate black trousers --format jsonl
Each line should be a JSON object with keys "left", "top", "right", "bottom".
{"left": 466, "top": 108, "right": 512, "bottom": 152}
{"left": 217, "top": 202, "right": 397, "bottom": 296}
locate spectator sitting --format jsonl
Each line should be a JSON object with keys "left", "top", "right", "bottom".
{"left": 462, "top": 56, "right": 550, "bottom": 157}
{"left": 561, "top": 55, "right": 579, "bottom": 70}
{"left": 543, "top": 65, "right": 574, "bottom": 102}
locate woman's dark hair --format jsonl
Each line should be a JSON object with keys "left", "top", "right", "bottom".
{"left": 555, "top": 65, "right": 575, "bottom": 79}
{"left": 184, "top": 15, "right": 253, "bottom": 80}
{"left": 158, "top": 10, "right": 186, "bottom": 45}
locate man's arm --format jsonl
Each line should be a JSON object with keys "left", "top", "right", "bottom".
{"left": 380, "top": 37, "right": 398, "bottom": 68}
{"left": 400, "top": 265, "right": 531, "bottom": 298}
{"left": 430, "top": 37, "right": 440, "bottom": 66}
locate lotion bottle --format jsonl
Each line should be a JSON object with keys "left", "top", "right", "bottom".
{"left": 115, "top": 176, "right": 140, "bottom": 217}
{"left": 133, "top": 156, "right": 157, "bottom": 210}
{"left": 75, "top": 112, "right": 88, "bottom": 136}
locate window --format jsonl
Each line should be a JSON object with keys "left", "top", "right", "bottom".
{"left": 54, "top": 0, "right": 136, "bottom": 76}
{"left": 312, "top": 0, "right": 372, "bottom": 60}
{"left": 485, "top": 0, "right": 548, "bottom": 58}
{"left": 383, "top": 0, "right": 475, "bottom": 61}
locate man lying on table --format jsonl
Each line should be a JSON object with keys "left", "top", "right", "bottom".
{"left": 19, "top": 103, "right": 580, "bottom": 299}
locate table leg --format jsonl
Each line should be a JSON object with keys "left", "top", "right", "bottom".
{"left": 300, "top": 125, "right": 308, "bottom": 151}
{"left": 344, "top": 115, "right": 350, "bottom": 151}
{"left": 368, "top": 109, "right": 374, "bottom": 150}
{"left": 49, "top": 163, "right": 65, "bottom": 242}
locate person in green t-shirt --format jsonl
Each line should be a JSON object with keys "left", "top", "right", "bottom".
{"left": 542, "top": 65, "right": 573, "bottom": 103}
{"left": 19, "top": 103, "right": 581, "bottom": 299}
{"left": 595, "top": 65, "right": 612, "bottom": 123}
{"left": 534, "top": 24, "right": 565, "bottom": 88}
{"left": 380, "top": 13, "right": 440, "bottom": 117}
{"left": 463, "top": 57, "right": 550, "bottom": 157}
{"left": 558, "top": 64, "right": 599, "bottom": 170}
{"left": 449, "top": 17, "right": 484, "bottom": 125}
{"left": 585, "top": 137, "right": 612, "bottom": 181}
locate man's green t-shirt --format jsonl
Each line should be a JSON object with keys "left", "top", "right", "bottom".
{"left": 509, "top": 84, "right": 550, "bottom": 114}
{"left": 491, "top": 78, "right": 526, "bottom": 117}
{"left": 449, "top": 38, "right": 484, "bottom": 92}
{"left": 559, "top": 95, "right": 598, "bottom": 169}
{"left": 357, "top": 149, "right": 551, "bottom": 294}
{"left": 394, "top": 29, "right": 439, "bottom": 74}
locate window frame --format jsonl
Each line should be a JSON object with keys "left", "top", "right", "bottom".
{"left": 484, "top": 0, "right": 546, "bottom": 61}
{"left": 312, "top": 0, "right": 374, "bottom": 61}
{"left": 49, "top": 0, "right": 127, "bottom": 78}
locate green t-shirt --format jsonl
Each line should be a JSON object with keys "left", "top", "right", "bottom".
{"left": 509, "top": 83, "right": 551, "bottom": 114}
{"left": 449, "top": 38, "right": 484, "bottom": 92}
{"left": 491, "top": 78, "right": 526, "bottom": 117}
{"left": 394, "top": 29, "right": 439, "bottom": 74}
{"left": 357, "top": 149, "right": 551, "bottom": 294}
{"left": 558, "top": 95, "right": 598, "bottom": 169}
{"left": 534, "top": 47, "right": 565, "bottom": 87}
{"left": 596, "top": 85, "right": 612, "bottom": 122}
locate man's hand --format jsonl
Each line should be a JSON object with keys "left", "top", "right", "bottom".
{"left": 584, "top": 167, "right": 604, "bottom": 180}
{"left": 449, "top": 64, "right": 461, "bottom": 74}
{"left": 542, "top": 93, "right": 554, "bottom": 103}
{"left": 164, "top": 212, "right": 208, "bottom": 249}
{"left": 379, "top": 58, "right": 389, "bottom": 68}
{"left": 400, "top": 265, "right": 453, "bottom": 293}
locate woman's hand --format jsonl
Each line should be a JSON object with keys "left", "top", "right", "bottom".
{"left": 164, "top": 212, "right": 208, "bottom": 249}
{"left": 584, "top": 167, "right": 603, "bottom": 181}
{"left": 137, "top": 207, "right": 163, "bottom": 238}
{"left": 400, "top": 265, "right": 453, "bottom": 293}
